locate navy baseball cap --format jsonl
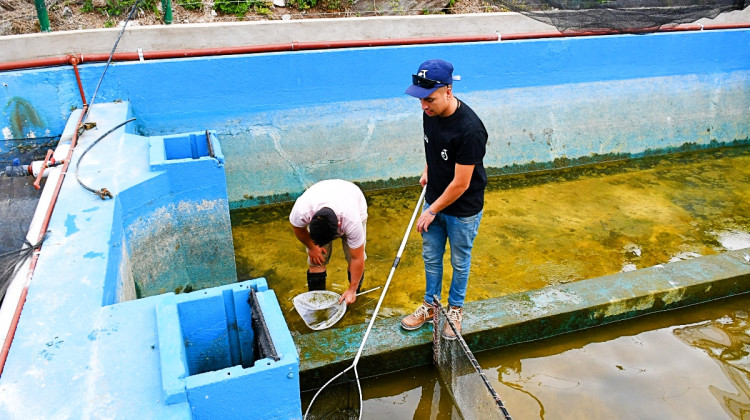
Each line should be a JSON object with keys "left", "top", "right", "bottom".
{"left": 405, "top": 59, "right": 460, "bottom": 98}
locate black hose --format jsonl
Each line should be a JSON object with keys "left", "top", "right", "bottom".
{"left": 75, "top": 118, "right": 136, "bottom": 199}
{"left": 72, "top": 1, "right": 142, "bottom": 198}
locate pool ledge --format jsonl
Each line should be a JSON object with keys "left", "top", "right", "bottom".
{"left": 296, "top": 248, "right": 750, "bottom": 389}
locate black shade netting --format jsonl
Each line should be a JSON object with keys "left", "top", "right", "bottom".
{"left": 303, "top": 367, "right": 361, "bottom": 420}
{"left": 432, "top": 296, "right": 512, "bottom": 420}
{"left": 0, "top": 237, "right": 44, "bottom": 304}
{"left": 248, "top": 289, "right": 280, "bottom": 362}
{"left": 490, "top": 0, "right": 746, "bottom": 32}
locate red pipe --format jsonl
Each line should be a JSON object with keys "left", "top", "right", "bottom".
{"left": 0, "top": 34, "right": 502, "bottom": 71}
{"left": 69, "top": 55, "right": 88, "bottom": 107}
{"left": 32, "top": 149, "right": 53, "bottom": 190}
{"left": 0, "top": 288, "right": 28, "bottom": 377}
{"left": 2, "top": 22, "right": 748, "bottom": 71}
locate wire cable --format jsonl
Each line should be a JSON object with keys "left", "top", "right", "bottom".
{"left": 83, "top": 0, "right": 143, "bottom": 123}
{"left": 75, "top": 118, "right": 136, "bottom": 199}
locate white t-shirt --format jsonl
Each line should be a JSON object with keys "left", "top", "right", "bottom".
{"left": 289, "top": 179, "right": 368, "bottom": 249}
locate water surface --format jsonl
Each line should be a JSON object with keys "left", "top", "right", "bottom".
{"left": 357, "top": 292, "right": 750, "bottom": 419}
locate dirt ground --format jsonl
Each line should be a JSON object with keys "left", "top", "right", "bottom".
{"left": 0, "top": 0, "right": 500, "bottom": 36}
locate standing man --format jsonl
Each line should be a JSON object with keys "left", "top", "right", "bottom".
{"left": 289, "top": 179, "right": 368, "bottom": 305}
{"left": 400, "top": 59, "right": 488, "bottom": 339}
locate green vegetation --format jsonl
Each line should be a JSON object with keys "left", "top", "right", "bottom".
{"left": 81, "top": 0, "right": 160, "bottom": 18}
{"left": 213, "top": 0, "right": 273, "bottom": 16}
{"left": 213, "top": 0, "right": 250, "bottom": 16}
{"left": 286, "top": 0, "right": 317, "bottom": 9}
{"left": 179, "top": 0, "right": 202, "bottom": 11}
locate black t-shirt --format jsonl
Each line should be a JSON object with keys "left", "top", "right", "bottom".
{"left": 423, "top": 98, "right": 488, "bottom": 217}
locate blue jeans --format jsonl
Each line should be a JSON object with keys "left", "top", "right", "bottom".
{"left": 421, "top": 203, "right": 483, "bottom": 308}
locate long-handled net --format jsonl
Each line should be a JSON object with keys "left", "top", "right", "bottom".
{"left": 432, "top": 295, "right": 512, "bottom": 420}
{"left": 303, "top": 185, "right": 426, "bottom": 420}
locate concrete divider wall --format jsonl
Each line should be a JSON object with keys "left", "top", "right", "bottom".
{"left": 1, "top": 9, "right": 748, "bottom": 63}
{"left": 297, "top": 248, "right": 750, "bottom": 389}
{"left": 0, "top": 13, "right": 557, "bottom": 62}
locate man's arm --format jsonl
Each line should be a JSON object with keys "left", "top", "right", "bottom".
{"left": 339, "top": 245, "right": 365, "bottom": 304}
{"left": 292, "top": 225, "right": 327, "bottom": 266}
{"left": 416, "top": 163, "right": 474, "bottom": 233}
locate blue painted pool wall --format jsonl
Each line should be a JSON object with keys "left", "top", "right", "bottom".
{"left": 1, "top": 30, "right": 749, "bottom": 207}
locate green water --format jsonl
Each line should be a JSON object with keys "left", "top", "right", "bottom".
{"left": 231, "top": 145, "right": 750, "bottom": 337}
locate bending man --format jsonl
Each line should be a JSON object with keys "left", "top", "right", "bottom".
{"left": 289, "top": 179, "right": 368, "bottom": 305}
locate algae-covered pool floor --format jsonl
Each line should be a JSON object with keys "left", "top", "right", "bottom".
{"left": 231, "top": 145, "right": 750, "bottom": 336}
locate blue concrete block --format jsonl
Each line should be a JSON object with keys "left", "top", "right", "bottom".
{"left": 156, "top": 278, "right": 301, "bottom": 419}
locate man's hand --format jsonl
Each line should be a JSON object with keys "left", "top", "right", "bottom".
{"left": 417, "top": 210, "right": 436, "bottom": 233}
{"left": 417, "top": 163, "right": 474, "bottom": 233}
{"left": 307, "top": 245, "right": 327, "bottom": 266}
{"left": 339, "top": 246, "right": 365, "bottom": 305}
{"left": 339, "top": 288, "right": 357, "bottom": 305}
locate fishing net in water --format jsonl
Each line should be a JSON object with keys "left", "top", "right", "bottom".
{"left": 491, "top": 0, "right": 746, "bottom": 33}
{"left": 432, "top": 296, "right": 512, "bottom": 420}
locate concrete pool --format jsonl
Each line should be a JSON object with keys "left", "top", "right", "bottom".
{"left": 0, "top": 16, "right": 749, "bottom": 418}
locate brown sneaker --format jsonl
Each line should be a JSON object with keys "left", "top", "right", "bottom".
{"left": 400, "top": 302, "right": 434, "bottom": 331}
{"left": 442, "top": 306, "right": 463, "bottom": 340}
